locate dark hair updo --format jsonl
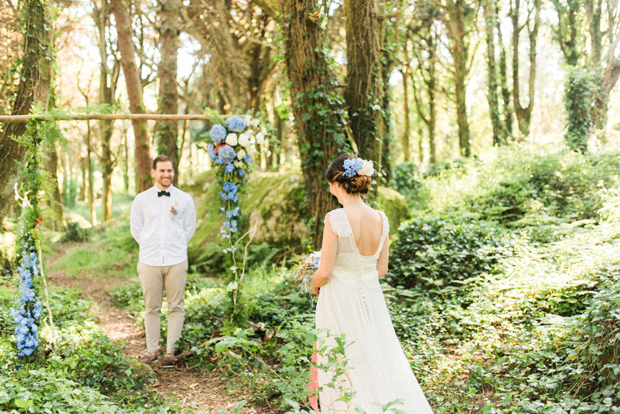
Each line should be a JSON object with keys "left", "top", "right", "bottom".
{"left": 324, "top": 154, "right": 372, "bottom": 195}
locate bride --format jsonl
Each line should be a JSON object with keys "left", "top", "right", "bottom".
{"left": 311, "top": 154, "right": 435, "bottom": 414}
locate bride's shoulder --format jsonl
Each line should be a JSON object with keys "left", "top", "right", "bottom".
{"left": 324, "top": 208, "right": 347, "bottom": 236}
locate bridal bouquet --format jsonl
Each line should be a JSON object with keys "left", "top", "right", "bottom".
{"left": 294, "top": 251, "right": 321, "bottom": 295}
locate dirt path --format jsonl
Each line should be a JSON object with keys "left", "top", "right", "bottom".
{"left": 48, "top": 244, "right": 270, "bottom": 413}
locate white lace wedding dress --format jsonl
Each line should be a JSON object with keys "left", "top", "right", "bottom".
{"left": 315, "top": 208, "right": 434, "bottom": 414}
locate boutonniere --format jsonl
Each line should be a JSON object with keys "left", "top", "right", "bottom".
{"left": 170, "top": 200, "right": 179, "bottom": 220}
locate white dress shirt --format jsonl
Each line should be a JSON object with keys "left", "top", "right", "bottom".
{"left": 130, "top": 184, "right": 197, "bottom": 266}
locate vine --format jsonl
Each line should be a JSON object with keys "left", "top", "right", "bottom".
{"left": 10, "top": 106, "right": 60, "bottom": 363}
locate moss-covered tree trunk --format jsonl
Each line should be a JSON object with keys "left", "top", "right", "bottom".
{"left": 344, "top": 0, "right": 384, "bottom": 168}
{"left": 111, "top": 0, "right": 153, "bottom": 192}
{"left": 443, "top": 0, "right": 475, "bottom": 157}
{"left": 511, "top": 0, "right": 540, "bottom": 138}
{"left": 156, "top": 0, "right": 180, "bottom": 184}
{"left": 484, "top": 0, "right": 503, "bottom": 146}
{"left": 0, "top": 0, "right": 53, "bottom": 223}
{"left": 281, "top": 0, "right": 350, "bottom": 248}
{"left": 95, "top": 0, "right": 120, "bottom": 221}
{"left": 551, "top": 0, "right": 582, "bottom": 67}
{"left": 496, "top": 6, "right": 513, "bottom": 138}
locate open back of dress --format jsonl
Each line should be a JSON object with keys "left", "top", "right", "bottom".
{"left": 315, "top": 208, "right": 435, "bottom": 414}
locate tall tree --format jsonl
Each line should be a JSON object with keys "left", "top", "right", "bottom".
{"left": 110, "top": 0, "right": 152, "bottom": 192}
{"left": 94, "top": 0, "right": 121, "bottom": 221}
{"left": 411, "top": 3, "right": 441, "bottom": 164}
{"left": 551, "top": 0, "right": 583, "bottom": 66}
{"left": 156, "top": 0, "right": 180, "bottom": 183}
{"left": 281, "top": 0, "right": 350, "bottom": 247}
{"left": 496, "top": 3, "right": 513, "bottom": 137}
{"left": 439, "top": 0, "right": 479, "bottom": 157}
{"left": 484, "top": 0, "right": 503, "bottom": 145}
{"left": 511, "top": 0, "right": 541, "bottom": 137}
{"left": 344, "top": 0, "right": 384, "bottom": 168}
{"left": 0, "top": 0, "right": 53, "bottom": 222}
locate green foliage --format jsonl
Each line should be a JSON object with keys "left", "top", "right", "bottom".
{"left": 564, "top": 68, "right": 603, "bottom": 152}
{"left": 387, "top": 215, "right": 509, "bottom": 289}
{"left": 49, "top": 326, "right": 154, "bottom": 401}
{"left": 0, "top": 369, "right": 121, "bottom": 413}
{"left": 390, "top": 162, "right": 423, "bottom": 208}
{"left": 418, "top": 144, "right": 620, "bottom": 227}
{"left": 45, "top": 288, "right": 97, "bottom": 328}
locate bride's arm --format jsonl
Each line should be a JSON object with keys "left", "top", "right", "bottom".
{"left": 377, "top": 234, "right": 389, "bottom": 278}
{"left": 311, "top": 215, "right": 338, "bottom": 295}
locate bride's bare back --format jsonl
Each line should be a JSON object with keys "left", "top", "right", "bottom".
{"left": 342, "top": 204, "right": 384, "bottom": 256}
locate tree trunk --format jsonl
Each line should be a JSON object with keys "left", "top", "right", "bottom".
{"left": 444, "top": 0, "right": 474, "bottom": 157}
{"left": 97, "top": 0, "right": 120, "bottom": 222}
{"left": 344, "top": 0, "right": 383, "bottom": 168}
{"left": 156, "top": 0, "right": 180, "bottom": 184}
{"left": 79, "top": 156, "right": 86, "bottom": 202}
{"left": 484, "top": 0, "right": 503, "bottom": 146}
{"left": 47, "top": 148, "right": 63, "bottom": 230}
{"left": 281, "top": 0, "right": 351, "bottom": 248}
{"left": 380, "top": 20, "right": 396, "bottom": 185}
{"left": 85, "top": 121, "right": 96, "bottom": 225}
{"left": 0, "top": 0, "right": 53, "bottom": 222}
{"left": 551, "top": 0, "right": 582, "bottom": 66}
{"left": 511, "top": 0, "right": 540, "bottom": 137}
{"left": 496, "top": 6, "right": 513, "bottom": 137}
{"left": 111, "top": 0, "right": 152, "bottom": 192}
{"left": 401, "top": 65, "right": 411, "bottom": 162}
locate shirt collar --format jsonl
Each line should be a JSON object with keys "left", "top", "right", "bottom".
{"left": 153, "top": 184, "right": 175, "bottom": 192}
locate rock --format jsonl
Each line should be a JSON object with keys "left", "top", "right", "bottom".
{"left": 186, "top": 169, "right": 410, "bottom": 273}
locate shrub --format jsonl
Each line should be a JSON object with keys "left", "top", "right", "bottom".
{"left": 387, "top": 215, "right": 509, "bottom": 289}
{"left": 0, "top": 369, "right": 121, "bottom": 413}
{"left": 391, "top": 162, "right": 424, "bottom": 209}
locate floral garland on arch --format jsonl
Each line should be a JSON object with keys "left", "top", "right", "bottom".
{"left": 206, "top": 112, "right": 267, "bottom": 327}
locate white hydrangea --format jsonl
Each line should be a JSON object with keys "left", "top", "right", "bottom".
{"left": 250, "top": 119, "right": 260, "bottom": 127}
{"left": 358, "top": 160, "right": 375, "bottom": 177}
{"left": 234, "top": 160, "right": 242, "bottom": 168}
{"left": 237, "top": 149, "right": 247, "bottom": 160}
{"left": 238, "top": 133, "right": 250, "bottom": 148}
{"left": 227, "top": 281, "right": 238, "bottom": 291}
{"left": 256, "top": 132, "right": 265, "bottom": 144}
{"left": 225, "top": 133, "right": 238, "bottom": 146}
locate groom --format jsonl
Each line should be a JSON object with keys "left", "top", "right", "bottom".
{"left": 130, "top": 155, "right": 197, "bottom": 365}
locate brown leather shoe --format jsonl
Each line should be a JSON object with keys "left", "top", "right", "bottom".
{"left": 162, "top": 353, "right": 177, "bottom": 366}
{"left": 138, "top": 353, "right": 158, "bottom": 365}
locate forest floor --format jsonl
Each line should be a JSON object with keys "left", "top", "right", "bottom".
{"left": 47, "top": 242, "right": 270, "bottom": 414}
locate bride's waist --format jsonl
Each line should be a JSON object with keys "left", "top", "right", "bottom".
{"left": 332, "top": 265, "right": 378, "bottom": 281}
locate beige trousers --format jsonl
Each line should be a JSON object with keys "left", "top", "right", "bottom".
{"left": 137, "top": 260, "right": 188, "bottom": 353}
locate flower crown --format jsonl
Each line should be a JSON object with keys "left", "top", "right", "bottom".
{"left": 343, "top": 158, "right": 374, "bottom": 178}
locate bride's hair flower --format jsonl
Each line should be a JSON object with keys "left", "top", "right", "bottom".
{"left": 210, "top": 124, "right": 227, "bottom": 143}
{"left": 343, "top": 158, "right": 374, "bottom": 177}
{"left": 357, "top": 160, "right": 374, "bottom": 176}
{"left": 226, "top": 115, "right": 246, "bottom": 132}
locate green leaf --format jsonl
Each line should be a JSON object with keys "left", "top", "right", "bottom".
{"left": 14, "top": 399, "right": 33, "bottom": 409}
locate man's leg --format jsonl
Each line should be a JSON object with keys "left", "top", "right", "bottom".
{"left": 138, "top": 261, "right": 164, "bottom": 355}
{"left": 163, "top": 259, "right": 188, "bottom": 354}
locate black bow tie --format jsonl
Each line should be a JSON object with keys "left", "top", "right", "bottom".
{"left": 158, "top": 191, "right": 171, "bottom": 197}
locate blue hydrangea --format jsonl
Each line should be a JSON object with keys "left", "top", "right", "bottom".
{"left": 343, "top": 158, "right": 364, "bottom": 178}
{"left": 11, "top": 232, "right": 41, "bottom": 358}
{"left": 207, "top": 144, "right": 218, "bottom": 163}
{"left": 210, "top": 124, "right": 227, "bottom": 144}
{"left": 244, "top": 155, "right": 252, "bottom": 164}
{"left": 225, "top": 116, "right": 246, "bottom": 132}
{"left": 220, "top": 181, "right": 239, "bottom": 201}
{"left": 219, "top": 145, "right": 237, "bottom": 164}
{"left": 224, "top": 163, "right": 234, "bottom": 174}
